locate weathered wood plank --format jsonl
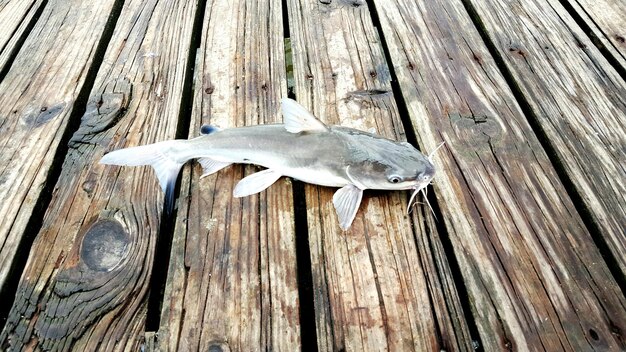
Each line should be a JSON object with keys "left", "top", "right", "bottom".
{"left": 0, "top": 0, "right": 118, "bottom": 301}
{"left": 287, "top": 1, "right": 473, "bottom": 350}
{"left": 0, "top": 0, "right": 45, "bottom": 71}
{"left": 470, "top": 0, "right": 626, "bottom": 276}
{"left": 563, "top": 0, "right": 626, "bottom": 69}
{"left": 0, "top": 0, "right": 199, "bottom": 349}
{"left": 373, "top": 0, "right": 626, "bottom": 350}
{"left": 156, "top": 1, "right": 301, "bottom": 351}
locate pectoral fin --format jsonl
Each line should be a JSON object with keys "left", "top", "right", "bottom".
{"left": 233, "top": 169, "right": 282, "bottom": 197}
{"left": 332, "top": 184, "right": 364, "bottom": 230}
{"left": 198, "top": 157, "right": 232, "bottom": 178}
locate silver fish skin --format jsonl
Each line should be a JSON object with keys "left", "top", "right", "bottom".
{"left": 100, "top": 98, "right": 436, "bottom": 230}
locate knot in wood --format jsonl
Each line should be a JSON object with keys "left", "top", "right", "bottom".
{"left": 80, "top": 219, "right": 129, "bottom": 272}
{"left": 208, "top": 341, "right": 230, "bottom": 352}
{"left": 82, "top": 178, "right": 96, "bottom": 195}
{"left": 346, "top": 0, "right": 364, "bottom": 7}
{"left": 68, "top": 79, "right": 131, "bottom": 147}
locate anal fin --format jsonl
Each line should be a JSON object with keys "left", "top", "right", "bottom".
{"left": 198, "top": 157, "right": 232, "bottom": 178}
{"left": 233, "top": 169, "right": 282, "bottom": 197}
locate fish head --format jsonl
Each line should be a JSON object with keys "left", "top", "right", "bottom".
{"left": 346, "top": 141, "right": 436, "bottom": 191}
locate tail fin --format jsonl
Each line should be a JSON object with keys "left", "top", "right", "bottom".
{"left": 100, "top": 141, "right": 183, "bottom": 213}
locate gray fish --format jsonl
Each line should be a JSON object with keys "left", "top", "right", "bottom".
{"left": 100, "top": 98, "right": 438, "bottom": 230}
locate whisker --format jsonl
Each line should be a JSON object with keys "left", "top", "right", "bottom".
{"left": 421, "top": 187, "right": 437, "bottom": 220}
{"left": 407, "top": 187, "right": 420, "bottom": 213}
{"left": 408, "top": 142, "right": 444, "bottom": 216}
{"left": 428, "top": 141, "right": 446, "bottom": 162}
{"left": 406, "top": 183, "right": 428, "bottom": 213}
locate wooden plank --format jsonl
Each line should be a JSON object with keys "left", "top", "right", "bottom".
{"left": 286, "top": 1, "right": 473, "bottom": 350}
{"left": 470, "top": 0, "right": 626, "bottom": 276}
{"left": 156, "top": 1, "right": 301, "bottom": 351}
{"left": 372, "top": 0, "right": 626, "bottom": 350}
{"left": 0, "top": 0, "right": 118, "bottom": 301}
{"left": 0, "top": 0, "right": 198, "bottom": 349}
{"left": 563, "top": 0, "right": 626, "bottom": 69}
{"left": 0, "top": 0, "right": 45, "bottom": 71}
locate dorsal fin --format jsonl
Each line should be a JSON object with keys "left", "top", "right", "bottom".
{"left": 281, "top": 98, "right": 329, "bottom": 133}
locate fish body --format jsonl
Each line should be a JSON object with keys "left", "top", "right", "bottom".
{"left": 101, "top": 98, "right": 436, "bottom": 229}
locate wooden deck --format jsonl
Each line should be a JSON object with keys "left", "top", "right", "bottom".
{"left": 0, "top": 0, "right": 625, "bottom": 350}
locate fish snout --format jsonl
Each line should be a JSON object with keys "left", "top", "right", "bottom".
{"left": 417, "top": 163, "right": 436, "bottom": 182}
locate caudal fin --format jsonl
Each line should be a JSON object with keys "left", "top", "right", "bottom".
{"left": 100, "top": 141, "right": 183, "bottom": 213}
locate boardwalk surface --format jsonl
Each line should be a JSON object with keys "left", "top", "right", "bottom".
{"left": 0, "top": 0, "right": 624, "bottom": 351}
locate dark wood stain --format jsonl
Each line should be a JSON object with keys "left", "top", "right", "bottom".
{"left": 23, "top": 102, "right": 66, "bottom": 128}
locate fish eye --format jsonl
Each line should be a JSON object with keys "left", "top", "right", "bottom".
{"left": 389, "top": 176, "right": 402, "bottom": 184}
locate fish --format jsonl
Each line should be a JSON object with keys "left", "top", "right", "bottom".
{"left": 100, "top": 98, "right": 438, "bottom": 230}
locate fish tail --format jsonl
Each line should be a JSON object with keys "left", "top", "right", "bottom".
{"left": 100, "top": 140, "right": 185, "bottom": 213}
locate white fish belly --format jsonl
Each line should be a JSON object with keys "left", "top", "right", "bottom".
{"left": 280, "top": 166, "right": 349, "bottom": 188}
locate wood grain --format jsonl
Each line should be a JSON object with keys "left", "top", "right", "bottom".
{"left": 0, "top": 0, "right": 198, "bottom": 349}
{"left": 373, "top": 0, "right": 626, "bottom": 350}
{"left": 564, "top": 0, "right": 626, "bottom": 69}
{"left": 469, "top": 0, "right": 626, "bottom": 276}
{"left": 0, "top": 0, "right": 46, "bottom": 71}
{"left": 287, "top": 0, "right": 473, "bottom": 350}
{"left": 0, "top": 0, "right": 117, "bottom": 302}
{"left": 2, "top": 1, "right": 624, "bottom": 350}
{"left": 155, "top": 1, "right": 301, "bottom": 351}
